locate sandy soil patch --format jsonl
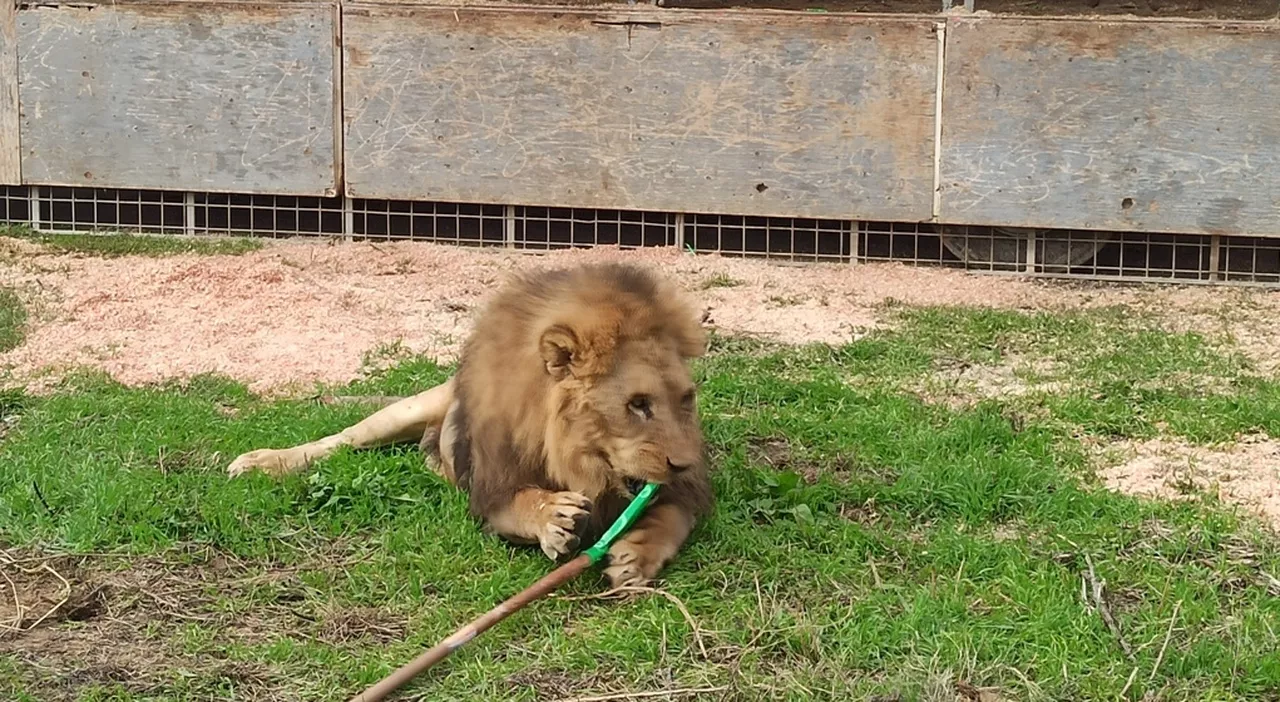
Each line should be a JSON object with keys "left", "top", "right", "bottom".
{"left": 909, "top": 354, "right": 1073, "bottom": 410}
{"left": 1, "top": 236, "right": 1278, "bottom": 395}
{"left": 1098, "top": 434, "right": 1280, "bottom": 530}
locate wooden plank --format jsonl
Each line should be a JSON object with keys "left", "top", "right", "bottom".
{"left": 22, "top": 0, "right": 332, "bottom": 6}
{"left": 343, "top": 6, "right": 937, "bottom": 220}
{"left": 18, "top": 3, "right": 337, "bottom": 195}
{"left": 0, "top": 0, "right": 20, "bottom": 184}
{"left": 940, "top": 17, "right": 1280, "bottom": 236}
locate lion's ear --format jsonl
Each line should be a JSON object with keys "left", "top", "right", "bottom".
{"left": 539, "top": 321, "right": 617, "bottom": 379}
{"left": 539, "top": 324, "right": 579, "bottom": 380}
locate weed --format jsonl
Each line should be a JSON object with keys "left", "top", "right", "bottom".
{"left": 699, "top": 273, "right": 742, "bottom": 290}
{"left": 1, "top": 225, "right": 262, "bottom": 257}
{"left": 0, "top": 286, "right": 26, "bottom": 352}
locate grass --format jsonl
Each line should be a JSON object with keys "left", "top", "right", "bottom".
{"left": 0, "top": 225, "right": 263, "bottom": 257}
{"left": 700, "top": 273, "right": 743, "bottom": 290}
{"left": 0, "top": 285, "right": 25, "bottom": 353}
{"left": 2, "top": 306, "right": 1279, "bottom": 701}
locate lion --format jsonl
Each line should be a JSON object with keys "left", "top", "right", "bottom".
{"left": 227, "top": 261, "right": 714, "bottom": 588}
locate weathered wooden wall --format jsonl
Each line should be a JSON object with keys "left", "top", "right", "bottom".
{"left": 5, "top": 2, "right": 1278, "bottom": 236}
{"left": 939, "top": 17, "right": 1280, "bottom": 236}
{"left": 17, "top": 2, "right": 338, "bottom": 195}
{"left": 0, "top": 0, "right": 21, "bottom": 184}
{"left": 343, "top": 6, "right": 938, "bottom": 221}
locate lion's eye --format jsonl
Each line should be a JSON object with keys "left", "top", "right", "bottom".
{"left": 628, "top": 396, "right": 652, "bottom": 416}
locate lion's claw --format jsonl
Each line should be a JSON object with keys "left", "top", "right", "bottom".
{"left": 603, "top": 536, "right": 658, "bottom": 588}
{"left": 538, "top": 491, "right": 592, "bottom": 560}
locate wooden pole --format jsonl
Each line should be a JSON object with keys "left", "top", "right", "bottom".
{"left": 346, "top": 553, "right": 592, "bottom": 702}
{"left": 347, "top": 482, "right": 660, "bottom": 701}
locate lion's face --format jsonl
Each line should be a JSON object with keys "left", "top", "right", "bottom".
{"left": 536, "top": 285, "right": 709, "bottom": 489}
{"left": 540, "top": 322, "right": 705, "bottom": 486}
{"left": 586, "top": 338, "right": 705, "bottom": 485}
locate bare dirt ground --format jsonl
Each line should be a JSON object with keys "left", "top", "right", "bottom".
{"left": 3, "top": 236, "right": 1278, "bottom": 396}
{"left": 1098, "top": 435, "right": 1280, "bottom": 532}
{"left": 0, "top": 544, "right": 375, "bottom": 701}
{"left": 2, "top": 235, "right": 1280, "bottom": 525}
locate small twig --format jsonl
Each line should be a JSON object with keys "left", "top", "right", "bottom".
{"left": 1085, "top": 554, "right": 1135, "bottom": 661}
{"left": 1261, "top": 569, "right": 1280, "bottom": 597}
{"left": 550, "top": 686, "right": 729, "bottom": 702}
{"left": 136, "top": 587, "right": 218, "bottom": 623}
{"left": 1000, "top": 663, "right": 1043, "bottom": 699}
{"left": 1149, "top": 600, "right": 1182, "bottom": 682}
{"left": 0, "top": 566, "right": 23, "bottom": 630}
{"left": 316, "top": 395, "right": 408, "bottom": 407}
{"left": 0, "top": 550, "right": 111, "bottom": 566}
{"left": 1118, "top": 665, "right": 1139, "bottom": 699}
{"left": 557, "top": 585, "right": 712, "bottom": 659}
{"left": 31, "top": 480, "right": 53, "bottom": 515}
{"left": 21, "top": 563, "right": 71, "bottom": 631}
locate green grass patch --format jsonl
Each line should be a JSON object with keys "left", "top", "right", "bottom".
{"left": 699, "top": 272, "right": 743, "bottom": 289}
{"left": 2, "top": 305, "right": 1279, "bottom": 700}
{"left": 1, "top": 225, "right": 263, "bottom": 257}
{"left": 0, "top": 285, "right": 26, "bottom": 352}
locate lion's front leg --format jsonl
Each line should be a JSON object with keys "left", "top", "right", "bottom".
{"left": 228, "top": 378, "right": 455, "bottom": 478}
{"left": 485, "top": 488, "right": 594, "bottom": 561}
{"left": 603, "top": 503, "right": 696, "bottom": 588}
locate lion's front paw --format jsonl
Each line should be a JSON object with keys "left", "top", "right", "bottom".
{"left": 603, "top": 533, "right": 662, "bottom": 589}
{"left": 537, "top": 491, "right": 592, "bottom": 561}
{"left": 227, "top": 448, "right": 300, "bottom": 478}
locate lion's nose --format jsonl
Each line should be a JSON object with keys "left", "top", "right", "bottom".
{"left": 667, "top": 458, "right": 691, "bottom": 473}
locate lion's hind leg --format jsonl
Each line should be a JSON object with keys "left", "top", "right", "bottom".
{"left": 227, "top": 378, "right": 456, "bottom": 478}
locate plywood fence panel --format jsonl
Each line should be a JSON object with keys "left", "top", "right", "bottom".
{"left": 0, "top": 0, "right": 20, "bottom": 185}
{"left": 343, "top": 6, "right": 938, "bottom": 220}
{"left": 940, "top": 17, "right": 1280, "bottom": 235}
{"left": 17, "top": 2, "right": 338, "bottom": 195}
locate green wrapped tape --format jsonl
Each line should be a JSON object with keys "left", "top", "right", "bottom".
{"left": 583, "top": 482, "right": 660, "bottom": 564}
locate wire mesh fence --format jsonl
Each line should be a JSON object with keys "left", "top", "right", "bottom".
{"left": 2, "top": 185, "right": 1278, "bottom": 286}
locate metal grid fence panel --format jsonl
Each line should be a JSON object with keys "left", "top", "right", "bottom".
{"left": 513, "top": 207, "right": 677, "bottom": 251}
{"left": 857, "top": 220, "right": 959, "bottom": 269}
{"left": 0, "top": 186, "right": 31, "bottom": 226}
{"left": 37, "top": 187, "right": 187, "bottom": 235}
{"left": 684, "top": 214, "right": 853, "bottom": 263}
{"left": 0, "top": 185, "right": 1276, "bottom": 287}
{"left": 858, "top": 220, "right": 1280, "bottom": 285}
{"left": 194, "top": 193, "right": 346, "bottom": 238}
{"left": 350, "top": 200, "right": 507, "bottom": 245}
{"left": 1056, "top": 231, "right": 1214, "bottom": 282}
{"left": 1220, "top": 236, "right": 1280, "bottom": 285}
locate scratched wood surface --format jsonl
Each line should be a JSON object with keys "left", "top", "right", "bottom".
{"left": 0, "top": 0, "right": 20, "bottom": 184}
{"left": 940, "top": 18, "right": 1280, "bottom": 236}
{"left": 343, "top": 6, "right": 937, "bottom": 220}
{"left": 18, "top": 4, "right": 338, "bottom": 195}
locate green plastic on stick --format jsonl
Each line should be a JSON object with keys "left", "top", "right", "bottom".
{"left": 584, "top": 481, "right": 660, "bottom": 564}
